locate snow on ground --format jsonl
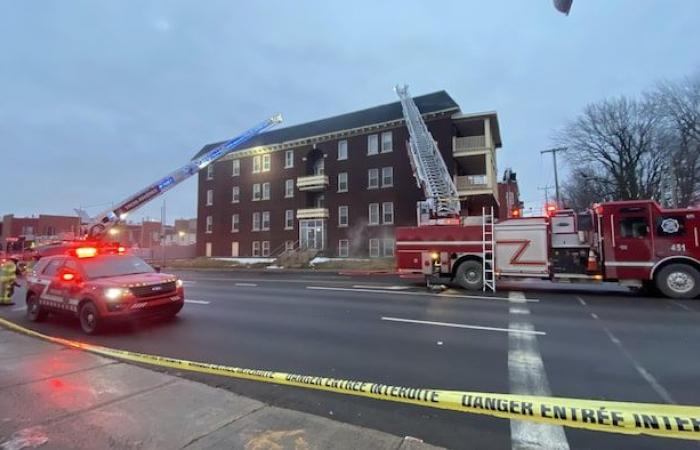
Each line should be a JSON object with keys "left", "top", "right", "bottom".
{"left": 213, "top": 257, "right": 275, "bottom": 264}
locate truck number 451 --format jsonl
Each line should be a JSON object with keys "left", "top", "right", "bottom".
{"left": 670, "top": 243, "right": 686, "bottom": 252}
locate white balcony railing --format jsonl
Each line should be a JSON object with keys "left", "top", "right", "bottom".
{"left": 454, "top": 135, "right": 488, "bottom": 154}
{"left": 455, "top": 175, "right": 490, "bottom": 191}
{"left": 296, "top": 208, "right": 329, "bottom": 219}
{"left": 296, "top": 174, "right": 329, "bottom": 192}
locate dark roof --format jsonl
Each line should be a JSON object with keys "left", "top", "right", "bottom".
{"left": 192, "top": 90, "right": 459, "bottom": 159}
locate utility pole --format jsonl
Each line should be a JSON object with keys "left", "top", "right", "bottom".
{"left": 540, "top": 147, "right": 567, "bottom": 207}
{"left": 161, "top": 200, "right": 166, "bottom": 269}
{"left": 538, "top": 185, "right": 553, "bottom": 204}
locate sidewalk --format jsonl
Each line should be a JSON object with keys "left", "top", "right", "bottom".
{"left": 0, "top": 328, "right": 441, "bottom": 450}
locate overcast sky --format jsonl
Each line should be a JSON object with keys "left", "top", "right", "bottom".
{"left": 1, "top": 0, "right": 698, "bottom": 222}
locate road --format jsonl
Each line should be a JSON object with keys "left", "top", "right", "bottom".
{"left": 2, "top": 270, "right": 700, "bottom": 449}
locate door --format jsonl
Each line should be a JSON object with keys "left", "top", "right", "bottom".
{"left": 205, "top": 242, "right": 212, "bottom": 257}
{"left": 607, "top": 205, "right": 653, "bottom": 279}
{"left": 299, "top": 219, "right": 325, "bottom": 251}
{"left": 38, "top": 258, "right": 66, "bottom": 310}
{"left": 231, "top": 241, "right": 239, "bottom": 257}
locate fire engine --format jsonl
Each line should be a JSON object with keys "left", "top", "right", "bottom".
{"left": 393, "top": 86, "right": 700, "bottom": 299}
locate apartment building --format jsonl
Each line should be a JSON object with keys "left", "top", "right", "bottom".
{"left": 194, "top": 91, "right": 502, "bottom": 258}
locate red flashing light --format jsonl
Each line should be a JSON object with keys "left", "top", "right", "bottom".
{"left": 545, "top": 204, "right": 557, "bottom": 216}
{"left": 511, "top": 208, "right": 521, "bottom": 218}
{"left": 75, "top": 247, "right": 98, "bottom": 258}
{"left": 61, "top": 272, "right": 76, "bottom": 282}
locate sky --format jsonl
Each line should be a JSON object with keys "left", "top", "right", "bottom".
{"left": 1, "top": 0, "right": 699, "bottom": 223}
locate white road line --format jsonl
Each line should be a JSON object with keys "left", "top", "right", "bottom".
{"left": 184, "top": 299, "right": 210, "bottom": 305}
{"left": 670, "top": 301, "right": 695, "bottom": 313}
{"left": 234, "top": 282, "right": 258, "bottom": 287}
{"left": 12, "top": 306, "right": 26, "bottom": 312}
{"left": 508, "top": 291, "right": 570, "bottom": 450}
{"left": 380, "top": 316, "right": 546, "bottom": 335}
{"left": 353, "top": 284, "right": 410, "bottom": 290}
{"left": 307, "top": 286, "right": 539, "bottom": 302}
{"left": 182, "top": 281, "right": 197, "bottom": 286}
{"left": 580, "top": 297, "right": 676, "bottom": 404}
{"left": 577, "top": 297, "right": 587, "bottom": 306}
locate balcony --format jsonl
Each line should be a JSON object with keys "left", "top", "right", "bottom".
{"left": 296, "top": 208, "right": 329, "bottom": 219}
{"left": 296, "top": 174, "right": 329, "bottom": 192}
{"left": 455, "top": 175, "right": 492, "bottom": 195}
{"left": 453, "top": 135, "right": 490, "bottom": 156}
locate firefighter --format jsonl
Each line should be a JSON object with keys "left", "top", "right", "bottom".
{"left": 0, "top": 259, "right": 17, "bottom": 305}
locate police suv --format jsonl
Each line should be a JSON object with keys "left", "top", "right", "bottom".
{"left": 25, "top": 245, "right": 185, "bottom": 334}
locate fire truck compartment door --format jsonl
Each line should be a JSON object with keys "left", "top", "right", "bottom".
{"left": 495, "top": 218, "right": 549, "bottom": 275}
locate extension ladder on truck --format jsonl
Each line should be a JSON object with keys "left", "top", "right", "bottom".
{"left": 482, "top": 206, "right": 496, "bottom": 292}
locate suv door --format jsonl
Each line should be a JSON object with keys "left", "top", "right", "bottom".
{"left": 37, "top": 257, "right": 66, "bottom": 311}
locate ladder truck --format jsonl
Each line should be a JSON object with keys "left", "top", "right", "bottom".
{"left": 393, "top": 88, "right": 700, "bottom": 299}
{"left": 34, "top": 113, "right": 283, "bottom": 258}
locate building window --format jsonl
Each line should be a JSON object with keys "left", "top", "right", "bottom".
{"left": 382, "top": 167, "right": 393, "bottom": 187}
{"left": 231, "top": 214, "right": 239, "bottom": 232}
{"left": 232, "top": 159, "right": 240, "bottom": 177}
{"left": 205, "top": 216, "right": 213, "bottom": 234}
{"left": 262, "top": 182, "right": 271, "bottom": 200}
{"left": 262, "top": 241, "right": 270, "bottom": 257}
{"left": 206, "top": 189, "right": 213, "bottom": 206}
{"left": 313, "top": 158, "right": 324, "bottom": 175}
{"left": 285, "top": 210, "right": 294, "bottom": 230}
{"left": 253, "top": 183, "right": 261, "bottom": 201}
{"left": 206, "top": 165, "right": 214, "bottom": 180}
{"left": 253, "top": 156, "right": 261, "bottom": 173}
{"left": 381, "top": 131, "right": 393, "bottom": 153}
{"left": 338, "top": 239, "right": 349, "bottom": 257}
{"left": 252, "top": 241, "right": 260, "bottom": 257}
{"left": 338, "top": 172, "right": 348, "bottom": 192}
{"left": 285, "top": 240, "right": 295, "bottom": 251}
{"left": 368, "top": 134, "right": 379, "bottom": 155}
{"left": 338, "top": 140, "right": 348, "bottom": 160}
{"left": 368, "top": 168, "right": 379, "bottom": 189}
{"left": 262, "top": 211, "right": 270, "bottom": 231}
{"left": 232, "top": 186, "right": 240, "bottom": 203}
{"left": 383, "top": 238, "right": 395, "bottom": 257}
{"left": 369, "top": 203, "right": 379, "bottom": 225}
{"left": 383, "top": 202, "right": 394, "bottom": 224}
{"left": 338, "top": 206, "right": 348, "bottom": 227}
{"left": 45, "top": 226, "right": 56, "bottom": 236}
{"left": 262, "top": 154, "right": 271, "bottom": 172}
{"left": 369, "top": 239, "right": 380, "bottom": 258}
{"left": 285, "top": 179, "right": 295, "bottom": 198}
{"left": 252, "top": 212, "right": 261, "bottom": 231}
{"left": 285, "top": 150, "right": 294, "bottom": 168}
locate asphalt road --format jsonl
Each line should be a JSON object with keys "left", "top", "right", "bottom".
{"left": 2, "top": 270, "right": 699, "bottom": 449}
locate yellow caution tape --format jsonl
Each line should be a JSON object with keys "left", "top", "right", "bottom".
{"left": 1, "top": 316, "right": 699, "bottom": 441}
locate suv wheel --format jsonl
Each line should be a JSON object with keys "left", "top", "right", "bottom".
{"left": 79, "top": 301, "right": 102, "bottom": 334}
{"left": 656, "top": 264, "right": 700, "bottom": 299}
{"left": 26, "top": 294, "right": 47, "bottom": 322}
{"left": 454, "top": 260, "right": 483, "bottom": 291}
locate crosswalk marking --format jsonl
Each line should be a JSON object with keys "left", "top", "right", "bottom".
{"left": 508, "top": 291, "right": 570, "bottom": 450}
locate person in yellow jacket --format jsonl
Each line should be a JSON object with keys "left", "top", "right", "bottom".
{"left": 0, "top": 259, "right": 17, "bottom": 305}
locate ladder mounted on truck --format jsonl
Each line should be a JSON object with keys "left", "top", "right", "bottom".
{"left": 82, "top": 114, "right": 283, "bottom": 239}
{"left": 395, "top": 85, "right": 461, "bottom": 220}
{"left": 482, "top": 206, "right": 496, "bottom": 292}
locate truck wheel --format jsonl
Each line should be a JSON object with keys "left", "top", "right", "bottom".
{"left": 655, "top": 264, "right": 700, "bottom": 299}
{"left": 79, "top": 301, "right": 102, "bottom": 335}
{"left": 454, "top": 260, "right": 483, "bottom": 291}
{"left": 26, "top": 294, "right": 47, "bottom": 322}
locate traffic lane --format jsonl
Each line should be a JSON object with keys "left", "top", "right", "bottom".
{"left": 530, "top": 290, "right": 699, "bottom": 450}
{"left": 1, "top": 282, "right": 514, "bottom": 449}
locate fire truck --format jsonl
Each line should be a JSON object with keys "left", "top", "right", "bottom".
{"left": 392, "top": 87, "right": 700, "bottom": 299}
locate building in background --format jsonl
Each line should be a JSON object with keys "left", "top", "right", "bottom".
{"left": 497, "top": 169, "right": 522, "bottom": 220}
{"left": 107, "top": 218, "right": 197, "bottom": 248}
{"left": 1, "top": 214, "right": 81, "bottom": 243}
{"left": 194, "top": 91, "right": 503, "bottom": 258}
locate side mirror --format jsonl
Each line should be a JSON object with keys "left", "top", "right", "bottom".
{"left": 153, "top": 265, "right": 161, "bottom": 273}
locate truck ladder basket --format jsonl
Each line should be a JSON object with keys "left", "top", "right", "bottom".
{"left": 482, "top": 206, "right": 496, "bottom": 292}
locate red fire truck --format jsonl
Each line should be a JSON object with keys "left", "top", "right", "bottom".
{"left": 392, "top": 87, "right": 698, "bottom": 300}
{"left": 396, "top": 200, "right": 700, "bottom": 299}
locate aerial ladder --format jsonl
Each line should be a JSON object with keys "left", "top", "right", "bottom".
{"left": 395, "top": 85, "right": 461, "bottom": 223}
{"left": 83, "top": 113, "right": 283, "bottom": 239}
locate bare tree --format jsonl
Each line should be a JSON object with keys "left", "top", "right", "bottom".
{"left": 653, "top": 74, "right": 700, "bottom": 207}
{"left": 561, "top": 166, "right": 614, "bottom": 210}
{"left": 558, "top": 96, "right": 666, "bottom": 202}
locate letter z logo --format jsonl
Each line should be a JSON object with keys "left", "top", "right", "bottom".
{"left": 496, "top": 240, "right": 546, "bottom": 266}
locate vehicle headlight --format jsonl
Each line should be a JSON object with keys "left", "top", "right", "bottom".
{"left": 176, "top": 279, "right": 183, "bottom": 288}
{"left": 104, "top": 288, "right": 126, "bottom": 301}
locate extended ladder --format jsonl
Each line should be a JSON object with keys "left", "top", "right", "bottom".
{"left": 395, "top": 85, "right": 461, "bottom": 219}
{"left": 482, "top": 207, "right": 496, "bottom": 292}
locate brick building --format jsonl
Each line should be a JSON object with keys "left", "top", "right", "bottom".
{"left": 194, "top": 91, "right": 502, "bottom": 258}
{"left": 1, "top": 214, "right": 81, "bottom": 243}
{"left": 497, "top": 169, "right": 522, "bottom": 220}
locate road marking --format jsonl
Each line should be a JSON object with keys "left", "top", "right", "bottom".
{"left": 508, "top": 291, "right": 570, "bottom": 450}
{"left": 182, "top": 281, "right": 197, "bottom": 286}
{"left": 577, "top": 296, "right": 675, "bottom": 404}
{"left": 577, "top": 297, "right": 587, "bottom": 306}
{"left": 353, "top": 284, "right": 410, "bottom": 290}
{"left": 509, "top": 306, "right": 530, "bottom": 315}
{"left": 12, "top": 306, "right": 26, "bottom": 312}
{"left": 381, "top": 316, "right": 546, "bottom": 335}
{"left": 307, "top": 286, "right": 539, "bottom": 302}
{"left": 185, "top": 299, "right": 210, "bottom": 305}
{"left": 235, "top": 282, "right": 258, "bottom": 287}
{"left": 670, "top": 300, "right": 696, "bottom": 313}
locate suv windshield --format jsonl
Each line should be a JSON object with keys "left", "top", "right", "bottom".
{"left": 79, "top": 255, "right": 155, "bottom": 279}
